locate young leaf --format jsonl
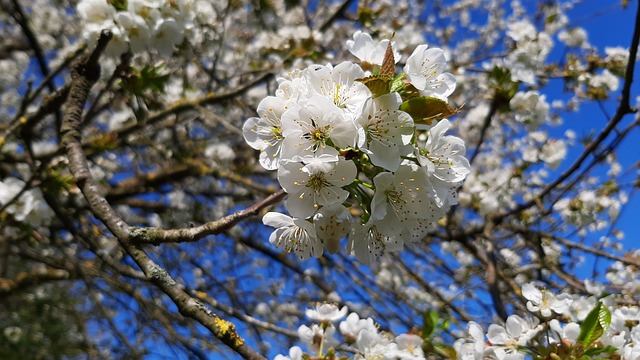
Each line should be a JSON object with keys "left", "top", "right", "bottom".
{"left": 356, "top": 40, "right": 396, "bottom": 98}
{"left": 379, "top": 39, "right": 395, "bottom": 79}
{"left": 422, "top": 310, "right": 439, "bottom": 337}
{"left": 584, "top": 345, "right": 618, "bottom": 357}
{"left": 107, "top": 0, "right": 127, "bottom": 11}
{"left": 434, "top": 343, "right": 457, "bottom": 359}
{"left": 120, "top": 65, "right": 170, "bottom": 97}
{"left": 390, "top": 73, "right": 406, "bottom": 93}
{"left": 577, "top": 302, "right": 611, "bottom": 348}
{"left": 400, "top": 96, "right": 462, "bottom": 125}
{"left": 357, "top": 75, "right": 392, "bottom": 98}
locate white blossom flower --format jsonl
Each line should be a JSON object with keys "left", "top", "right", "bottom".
{"left": 522, "top": 283, "right": 573, "bottom": 317}
{"left": 262, "top": 212, "right": 322, "bottom": 260}
{"left": 276, "top": 69, "right": 309, "bottom": 101}
{"left": 77, "top": 0, "right": 190, "bottom": 57}
{"left": 504, "top": 27, "right": 553, "bottom": 84}
{"left": 204, "top": 143, "right": 236, "bottom": 168}
{"left": 487, "top": 315, "right": 541, "bottom": 360}
{"left": 3, "top": 326, "right": 23, "bottom": 344}
{"left": 306, "top": 304, "right": 348, "bottom": 322}
{"left": 558, "top": 27, "right": 588, "bottom": 48}
{"left": 539, "top": 140, "right": 567, "bottom": 169}
{"left": 274, "top": 346, "right": 303, "bottom": 360}
{"left": 622, "top": 344, "right": 640, "bottom": 360}
{"left": 509, "top": 91, "right": 549, "bottom": 128}
{"left": 568, "top": 295, "right": 597, "bottom": 322}
{"left": 339, "top": 312, "right": 378, "bottom": 343}
{"left": 150, "top": 19, "right": 184, "bottom": 56}
{"left": 404, "top": 44, "right": 456, "bottom": 99}
{"left": 346, "top": 31, "right": 400, "bottom": 70}
{"left": 298, "top": 324, "right": 338, "bottom": 353}
{"left": 548, "top": 319, "right": 580, "bottom": 344}
{"left": 370, "top": 164, "right": 439, "bottom": 236}
{"left": 0, "top": 177, "right": 36, "bottom": 222}
{"left": 356, "top": 92, "right": 414, "bottom": 171}
{"left": 77, "top": 0, "right": 116, "bottom": 23}
{"left": 348, "top": 222, "right": 403, "bottom": 265}
{"left": 115, "top": 11, "right": 151, "bottom": 53}
{"left": 280, "top": 96, "right": 358, "bottom": 163}
{"left": 354, "top": 329, "right": 396, "bottom": 360}
{"left": 605, "top": 47, "right": 629, "bottom": 63}
{"left": 305, "top": 62, "right": 371, "bottom": 116}
{"left": 416, "top": 119, "right": 470, "bottom": 207}
{"left": 588, "top": 69, "right": 620, "bottom": 92}
{"left": 278, "top": 158, "right": 356, "bottom": 218}
{"left": 242, "top": 96, "right": 289, "bottom": 170}
{"left": 455, "top": 321, "right": 485, "bottom": 360}
{"left": 394, "top": 334, "right": 425, "bottom": 359}
{"left": 507, "top": 20, "right": 537, "bottom": 42}
{"left": 313, "top": 204, "right": 351, "bottom": 253}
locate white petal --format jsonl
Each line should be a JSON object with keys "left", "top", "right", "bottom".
{"left": 522, "top": 283, "right": 542, "bottom": 304}
{"left": 263, "top": 212, "right": 294, "bottom": 228}
{"left": 487, "top": 324, "right": 509, "bottom": 345}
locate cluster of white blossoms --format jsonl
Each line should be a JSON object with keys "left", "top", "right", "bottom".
{"left": 554, "top": 188, "right": 625, "bottom": 231}
{"left": 0, "top": 177, "right": 53, "bottom": 229}
{"left": 243, "top": 31, "right": 469, "bottom": 263}
{"left": 77, "top": 0, "right": 214, "bottom": 57}
{"left": 275, "top": 282, "right": 640, "bottom": 359}
{"left": 275, "top": 303, "right": 425, "bottom": 360}
{"left": 455, "top": 282, "right": 640, "bottom": 360}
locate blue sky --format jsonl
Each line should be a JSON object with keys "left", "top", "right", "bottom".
{"left": 556, "top": 1, "right": 639, "bottom": 274}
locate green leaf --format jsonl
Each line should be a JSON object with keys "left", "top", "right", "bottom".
{"left": 107, "top": 0, "right": 127, "bottom": 11}
{"left": 487, "top": 65, "right": 519, "bottom": 113}
{"left": 378, "top": 40, "right": 396, "bottom": 79}
{"left": 121, "top": 65, "right": 170, "bottom": 97}
{"left": 577, "top": 302, "right": 611, "bottom": 348}
{"left": 356, "top": 41, "right": 396, "bottom": 98}
{"left": 433, "top": 343, "right": 457, "bottom": 359}
{"left": 400, "top": 96, "right": 462, "bottom": 125}
{"left": 598, "top": 301, "right": 612, "bottom": 329}
{"left": 422, "top": 310, "right": 438, "bottom": 337}
{"left": 356, "top": 75, "right": 392, "bottom": 98}
{"left": 390, "top": 73, "right": 406, "bottom": 93}
{"left": 584, "top": 345, "right": 618, "bottom": 357}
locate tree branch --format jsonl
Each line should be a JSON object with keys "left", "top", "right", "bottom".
{"left": 130, "top": 190, "right": 286, "bottom": 245}
{"left": 60, "top": 30, "right": 266, "bottom": 360}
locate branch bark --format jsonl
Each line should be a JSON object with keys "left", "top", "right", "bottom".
{"left": 60, "top": 29, "right": 267, "bottom": 360}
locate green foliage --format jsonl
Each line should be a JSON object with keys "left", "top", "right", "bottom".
{"left": 577, "top": 301, "right": 611, "bottom": 348}
{"left": 86, "top": 132, "right": 121, "bottom": 153}
{"left": 357, "top": 5, "right": 379, "bottom": 27}
{"left": 107, "top": 0, "right": 127, "bottom": 11}
{"left": 0, "top": 285, "right": 88, "bottom": 359}
{"left": 356, "top": 40, "right": 396, "bottom": 98}
{"left": 42, "top": 168, "right": 75, "bottom": 197}
{"left": 583, "top": 345, "right": 619, "bottom": 357}
{"left": 389, "top": 73, "right": 406, "bottom": 93}
{"left": 488, "top": 66, "right": 519, "bottom": 113}
{"left": 120, "top": 65, "right": 171, "bottom": 97}
{"left": 421, "top": 310, "right": 456, "bottom": 359}
{"left": 358, "top": 75, "right": 392, "bottom": 98}
{"left": 399, "top": 96, "right": 461, "bottom": 125}
{"left": 422, "top": 309, "right": 439, "bottom": 337}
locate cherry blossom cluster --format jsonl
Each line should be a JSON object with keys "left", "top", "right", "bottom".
{"left": 76, "top": 0, "right": 215, "bottom": 57}
{"left": 244, "top": 32, "right": 470, "bottom": 263}
{"left": 0, "top": 177, "right": 53, "bottom": 229}
{"left": 455, "top": 282, "right": 640, "bottom": 360}
{"left": 274, "top": 303, "right": 425, "bottom": 360}
{"left": 275, "top": 280, "right": 640, "bottom": 359}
